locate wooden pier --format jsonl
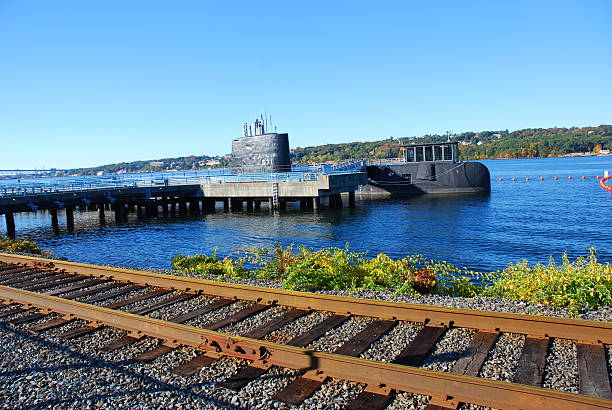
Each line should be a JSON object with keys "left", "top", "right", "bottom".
{"left": 0, "top": 172, "right": 367, "bottom": 237}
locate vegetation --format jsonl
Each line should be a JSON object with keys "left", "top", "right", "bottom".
{"left": 291, "top": 125, "right": 612, "bottom": 163}
{"left": 483, "top": 249, "right": 611, "bottom": 312}
{"left": 171, "top": 246, "right": 610, "bottom": 313}
{"left": 62, "top": 154, "right": 230, "bottom": 176}
{"left": 0, "top": 235, "right": 45, "bottom": 255}
{"left": 53, "top": 125, "right": 611, "bottom": 176}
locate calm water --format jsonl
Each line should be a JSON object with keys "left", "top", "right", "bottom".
{"left": 1, "top": 157, "right": 611, "bottom": 272}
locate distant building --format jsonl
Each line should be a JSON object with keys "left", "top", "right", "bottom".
{"left": 149, "top": 161, "right": 164, "bottom": 167}
{"left": 600, "top": 149, "right": 610, "bottom": 154}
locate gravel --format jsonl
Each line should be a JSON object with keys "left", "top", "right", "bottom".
{"left": 543, "top": 338, "right": 578, "bottom": 393}
{"left": 1, "top": 253, "right": 611, "bottom": 409}
{"left": 478, "top": 333, "right": 525, "bottom": 382}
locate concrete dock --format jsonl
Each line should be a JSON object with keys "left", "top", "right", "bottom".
{"left": 0, "top": 171, "right": 367, "bottom": 237}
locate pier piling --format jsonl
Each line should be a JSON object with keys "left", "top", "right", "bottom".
{"left": 50, "top": 209, "right": 59, "bottom": 234}
{"left": 5, "top": 213, "right": 15, "bottom": 238}
{"left": 98, "top": 205, "right": 106, "bottom": 224}
{"left": 66, "top": 207, "right": 75, "bottom": 232}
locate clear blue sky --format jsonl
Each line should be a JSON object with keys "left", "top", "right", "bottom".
{"left": 1, "top": 0, "right": 610, "bottom": 169}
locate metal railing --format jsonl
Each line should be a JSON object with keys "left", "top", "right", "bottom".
{"left": 200, "top": 172, "right": 319, "bottom": 184}
{"left": 0, "top": 170, "right": 322, "bottom": 198}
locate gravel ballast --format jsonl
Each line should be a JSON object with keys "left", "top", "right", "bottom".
{"left": 0, "top": 254, "right": 610, "bottom": 409}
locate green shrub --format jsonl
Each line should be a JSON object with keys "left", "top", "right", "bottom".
{"left": 0, "top": 235, "right": 44, "bottom": 255}
{"left": 170, "top": 246, "right": 611, "bottom": 311}
{"left": 282, "top": 246, "right": 366, "bottom": 291}
{"left": 171, "top": 248, "right": 249, "bottom": 278}
{"left": 483, "top": 249, "right": 611, "bottom": 312}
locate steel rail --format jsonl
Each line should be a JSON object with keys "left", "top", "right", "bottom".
{"left": 0, "top": 253, "right": 609, "bottom": 344}
{"left": 0, "top": 285, "right": 609, "bottom": 410}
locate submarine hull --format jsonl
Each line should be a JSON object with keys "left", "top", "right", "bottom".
{"left": 361, "top": 161, "right": 490, "bottom": 196}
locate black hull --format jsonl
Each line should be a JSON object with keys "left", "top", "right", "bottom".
{"left": 362, "top": 161, "right": 490, "bottom": 196}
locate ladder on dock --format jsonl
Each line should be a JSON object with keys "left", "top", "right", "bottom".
{"left": 271, "top": 182, "right": 279, "bottom": 209}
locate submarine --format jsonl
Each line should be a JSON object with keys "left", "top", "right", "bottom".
{"left": 361, "top": 141, "right": 490, "bottom": 195}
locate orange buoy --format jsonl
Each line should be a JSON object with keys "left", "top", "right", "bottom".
{"left": 597, "top": 175, "right": 602, "bottom": 179}
{"left": 601, "top": 176, "right": 612, "bottom": 192}
{"left": 554, "top": 177, "right": 559, "bottom": 180}
{"left": 581, "top": 176, "right": 586, "bottom": 179}
{"left": 526, "top": 177, "right": 530, "bottom": 181}
{"left": 539, "top": 177, "right": 544, "bottom": 181}
{"left": 512, "top": 178, "right": 517, "bottom": 181}
{"left": 498, "top": 178, "right": 503, "bottom": 181}
{"left": 568, "top": 176, "right": 573, "bottom": 180}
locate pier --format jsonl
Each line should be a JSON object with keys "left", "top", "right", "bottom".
{"left": 0, "top": 171, "right": 366, "bottom": 237}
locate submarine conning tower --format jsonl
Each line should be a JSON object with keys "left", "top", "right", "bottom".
{"left": 231, "top": 114, "right": 291, "bottom": 173}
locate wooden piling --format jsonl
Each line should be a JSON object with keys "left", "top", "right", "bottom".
{"left": 348, "top": 191, "right": 355, "bottom": 208}
{"left": 66, "top": 207, "right": 75, "bottom": 232}
{"left": 114, "top": 202, "right": 122, "bottom": 222}
{"left": 5, "top": 213, "right": 15, "bottom": 238}
{"left": 50, "top": 209, "right": 59, "bottom": 233}
{"left": 98, "top": 204, "right": 106, "bottom": 224}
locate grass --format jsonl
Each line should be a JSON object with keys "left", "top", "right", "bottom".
{"left": 171, "top": 245, "right": 611, "bottom": 313}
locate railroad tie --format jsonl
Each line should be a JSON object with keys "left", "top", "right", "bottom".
{"left": 577, "top": 343, "right": 612, "bottom": 400}
{"left": 11, "top": 273, "right": 69, "bottom": 290}
{"left": 58, "top": 290, "right": 190, "bottom": 340}
{"left": 134, "top": 302, "right": 268, "bottom": 363}
{"left": 79, "top": 284, "right": 142, "bottom": 304}
{"left": 26, "top": 287, "right": 166, "bottom": 334}
{"left": 0, "top": 306, "right": 30, "bottom": 319}
{"left": 0, "top": 268, "right": 45, "bottom": 284}
{"left": 103, "top": 298, "right": 235, "bottom": 354}
{"left": 274, "top": 319, "right": 397, "bottom": 405}
{"left": 344, "top": 325, "right": 448, "bottom": 409}
{"left": 513, "top": 336, "right": 551, "bottom": 387}
{"left": 220, "top": 314, "right": 349, "bottom": 390}
{"left": 5, "top": 279, "right": 111, "bottom": 326}
{"left": 23, "top": 274, "right": 83, "bottom": 292}
{"left": 424, "top": 331, "right": 500, "bottom": 410}
{"left": 44, "top": 278, "right": 106, "bottom": 297}
{"left": 218, "top": 308, "right": 312, "bottom": 390}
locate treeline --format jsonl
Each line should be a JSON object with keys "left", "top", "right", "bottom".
{"left": 290, "top": 125, "right": 612, "bottom": 163}
{"left": 64, "top": 155, "right": 230, "bottom": 176}
{"left": 63, "top": 125, "right": 612, "bottom": 175}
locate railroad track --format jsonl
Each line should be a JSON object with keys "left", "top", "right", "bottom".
{"left": 0, "top": 252, "right": 610, "bottom": 409}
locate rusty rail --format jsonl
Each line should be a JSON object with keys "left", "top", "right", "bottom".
{"left": 0, "top": 284, "right": 610, "bottom": 410}
{"left": 0, "top": 252, "right": 609, "bottom": 344}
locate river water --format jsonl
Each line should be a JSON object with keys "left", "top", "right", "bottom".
{"left": 1, "top": 156, "right": 610, "bottom": 272}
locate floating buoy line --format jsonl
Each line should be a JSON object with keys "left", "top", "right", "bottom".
{"left": 600, "top": 171, "right": 612, "bottom": 191}
{"left": 498, "top": 171, "right": 612, "bottom": 192}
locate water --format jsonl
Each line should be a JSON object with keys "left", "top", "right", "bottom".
{"left": 1, "top": 157, "right": 610, "bottom": 272}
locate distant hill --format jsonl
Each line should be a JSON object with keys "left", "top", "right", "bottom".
{"left": 291, "top": 125, "right": 612, "bottom": 163}
{"left": 63, "top": 125, "right": 612, "bottom": 175}
{"left": 64, "top": 154, "right": 230, "bottom": 176}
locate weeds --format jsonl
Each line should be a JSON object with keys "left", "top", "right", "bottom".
{"left": 171, "top": 245, "right": 611, "bottom": 311}
{"left": 0, "top": 235, "right": 45, "bottom": 255}
{"left": 482, "top": 248, "right": 611, "bottom": 313}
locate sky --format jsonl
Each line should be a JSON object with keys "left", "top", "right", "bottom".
{"left": 0, "top": 1, "right": 611, "bottom": 169}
